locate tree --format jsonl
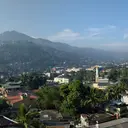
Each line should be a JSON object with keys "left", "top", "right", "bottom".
{"left": 108, "top": 69, "right": 120, "bottom": 82}
{"left": 8, "top": 76, "right": 20, "bottom": 82}
{"left": 120, "top": 77, "right": 128, "bottom": 88}
{"left": 60, "top": 84, "right": 70, "bottom": 98}
{"left": 17, "top": 103, "right": 30, "bottom": 128}
{"left": 105, "top": 84, "right": 127, "bottom": 102}
{"left": 84, "top": 87, "right": 105, "bottom": 110}
{"left": 105, "top": 86, "right": 116, "bottom": 101}
{"left": 16, "top": 103, "right": 40, "bottom": 128}
{"left": 20, "top": 73, "right": 47, "bottom": 89}
{"left": 60, "top": 81, "right": 87, "bottom": 116}
{"left": 121, "top": 68, "right": 128, "bottom": 77}
{"left": 36, "top": 86, "right": 61, "bottom": 110}
{"left": 0, "top": 99, "right": 10, "bottom": 112}
{"left": 72, "top": 70, "right": 95, "bottom": 83}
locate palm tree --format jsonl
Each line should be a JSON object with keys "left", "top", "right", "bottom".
{"left": 105, "top": 86, "right": 116, "bottom": 101}
{"left": 105, "top": 84, "right": 127, "bottom": 102}
{"left": 85, "top": 87, "right": 104, "bottom": 110}
{"left": 16, "top": 103, "right": 29, "bottom": 128}
{"left": 16, "top": 103, "right": 40, "bottom": 128}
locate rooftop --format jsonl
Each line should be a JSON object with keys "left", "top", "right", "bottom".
{"left": 98, "top": 78, "right": 109, "bottom": 84}
{"left": 99, "top": 118, "right": 128, "bottom": 128}
{"left": 40, "top": 110, "right": 62, "bottom": 120}
{"left": 55, "top": 75, "right": 69, "bottom": 79}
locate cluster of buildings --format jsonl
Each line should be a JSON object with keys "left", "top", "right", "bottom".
{"left": 0, "top": 81, "right": 37, "bottom": 107}
{"left": 45, "top": 67, "right": 82, "bottom": 85}
{"left": 1, "top": 65, "right": 128, "bottom": 127}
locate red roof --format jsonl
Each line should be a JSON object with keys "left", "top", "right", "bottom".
{"left": 6, "top": 94, "right": 37, "bottom": 104}
{"left": 29, "top": 95, "right": 37, "bottom": 99}
{"left": 10, "top": 98, "right": 23, "bottom": 104}
{"left": 6, "top": 95, "right": 23, "bottom": 104}
{"left": 7, "top": 96, "right": 21, "bottom": 100}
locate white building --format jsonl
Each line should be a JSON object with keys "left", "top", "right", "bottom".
{"left": 86, "top": 68, "right": 94, "bottom": 71}
{"left": 54, "top": 75, "right": 69, "bottom": 84}
{"left": 66, "top": 67, "right": 81, "bottom": 73}
{"left": 44, "top": 72, "right": 51, "bottom": 78}
{"left": 80, "top": 114, "right": 89, "bottom": 127}
{"left": 121, "top": 91, "right": 128, "bottom": 104}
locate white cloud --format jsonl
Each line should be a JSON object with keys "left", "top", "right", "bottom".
{"left": 85, "top": 25, "right": 116, "bottom": 38}
{"left": 47, "top": 25, "right": 117, "bottom": 43}
{"left": 47, "top": 29, "right": 84, "bottom": 42}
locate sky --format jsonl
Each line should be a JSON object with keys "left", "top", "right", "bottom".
{"left": 0, "top": 0, "right": 128, "bottom": 51}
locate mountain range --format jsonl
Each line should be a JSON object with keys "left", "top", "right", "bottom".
{"left": 0, "top": 31, "right": 126, "bottom": 74}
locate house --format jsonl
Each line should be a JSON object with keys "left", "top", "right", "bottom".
{"left": 79, "top": 113, "right": 115, "bottom": 127}
{"left": 96, "top": 118, "right": 128, "bottom": 128}
{"left": 66, "top": 67, "right": 81, "bottom": 73}
{"left": 2, "top": 81, "right": 21, "bottom": 91}
{"left": 44, "top": 72, "right": 51, "bottom": 78}
{"left": 86, "top": 68, "right": 94, "bottom": 71}
{"left": 52, "top": 67, "right": 64, "bottom": 74}
{"left": 40, "top": 110, "right": 63, "bottom": 121}
{"left": 93, "top": 80, "right": 109, "bottom": 90}
{"left": 105, "top": 101, "right": 128, "bottom": 117}
{"left": 40, "top": 110, "right": 70, "bottom": 128}
{"left": 6, "top": 92, "right": 37, "bottom": 108}
{"left": 54, "top": 75, "right": 69, "bottom": 84}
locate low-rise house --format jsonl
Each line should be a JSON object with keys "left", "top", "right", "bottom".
{"left": 2, "top": 81, "right": 21, "bottom": 91}
{"left": 96, "top": 118, "right": 128, "bottom": 128}
{"left": 105, "top": 101, "right": 128, "bottom": 117}
{"left": 93, "top": 78, "right": 111, "bottom": 90}
{"left": 86, "top": 68, "right": 94, "bottom": 71}
{"left": 54, "top": 75, "right": 69, "bottom": 84}
{"left": 44, "top": 72, "right": 51, "bottom": 78}
{"left": 6, "top": 92, "right": 37, "bottom": 108}
{"left": 40, "top": 110, "right": 70, "bottom": 128}
{"left": 79, "top": 113, "right": 115, "bottom": 127}
{"left": 66, "top": 67, "right": 81, "bottom": 73}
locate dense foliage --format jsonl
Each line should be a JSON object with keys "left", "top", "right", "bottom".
{"left": 17, "top": 103, "right": 44, "bottom": 128}
{"left": 70, "top": 70, "right": 95, "bottom": 83}
{"left": 36, "top": 86, "right": 61, "bottom": 110}
{"left": 20, "top": 73, "right": 47, "bottom": 89}
{"left": 35, "top": 80, "right": 128, "bottom": 118}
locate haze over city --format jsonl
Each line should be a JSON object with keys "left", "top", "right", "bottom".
{"left": 0, "top": 0, "right": 128, "bottom": 51}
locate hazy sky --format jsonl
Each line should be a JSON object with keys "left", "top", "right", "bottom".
{"left": 0, "top": 0, "right": 128, "bottom": 51}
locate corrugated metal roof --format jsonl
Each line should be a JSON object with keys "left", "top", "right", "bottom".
{"left": 98, "top": 118, "right": 128, "bottom": 128}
